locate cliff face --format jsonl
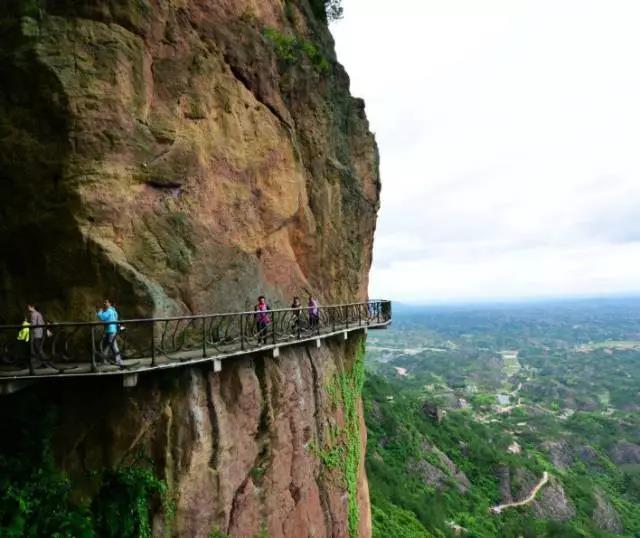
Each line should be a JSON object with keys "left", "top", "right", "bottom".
{"left": 0, "top": 0, "right": 380, "bottom": 321}
{"left": 1, "top": 335, "right": 371, "bottom": 537}
{"left": 40, "top": 336, "right": 369, "bottom": 537}
{"left": 0, "top": 1, "right": 380, "bottom": 536}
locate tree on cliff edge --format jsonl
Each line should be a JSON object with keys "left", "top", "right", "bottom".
{"left": 325, "top": 0, "right": 344, "bottom": 20}
{"left": 310, "top": 0, "right": 343, "bottom": 22}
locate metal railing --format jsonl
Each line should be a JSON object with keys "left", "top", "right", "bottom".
{"left": 0, "top": 300, "right": 391, "bottom": 380}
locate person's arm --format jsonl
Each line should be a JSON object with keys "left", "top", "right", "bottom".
{"left": 97, "top": 309, "right": 108, "bottom": 322}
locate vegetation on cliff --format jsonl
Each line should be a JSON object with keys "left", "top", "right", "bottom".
{"left": 335, "top": 341, "right": 367, "bottom": 537}
{"left": 314, "top": 340, "right": 367, "bottom": 537}
{"left": 0, "top": 399, "right": 169, "bottom": 537}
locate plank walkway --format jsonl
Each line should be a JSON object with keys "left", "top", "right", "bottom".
{"left": 0, "top": 319, "right": 390, "bottom": 394}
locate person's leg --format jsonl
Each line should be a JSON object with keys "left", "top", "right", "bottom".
{"left": 29, "top": 338, "right": 37, "bottom": 370}
{"left": 36, "top": 337, "right": 46, "bottom": 364}
{"left": 30, "top": 337, "right": 44, "bottom": 368}
{"left": 103, "top": 333, "right": 117, "bottom": 364}
{"left": 261, "top": 322, "right": 267, "bottom": 343}
{"left": 100, "top": 334, "right": 109, "bottom": 362}
{"left": 265, "top": 322, "right": 272, "bottom": 344}
{"left": 108, "top": 333, "right": 123, "bottom": 365}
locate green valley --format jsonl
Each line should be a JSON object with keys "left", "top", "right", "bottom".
{"left": 363, "top": 299, "right": 640, "bottom": 537}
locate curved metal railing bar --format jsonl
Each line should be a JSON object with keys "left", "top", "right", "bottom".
{"left": 0, "top": 300, "right": 391, "bottom": 381}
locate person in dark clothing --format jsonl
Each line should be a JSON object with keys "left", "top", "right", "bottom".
{"left": 254, "top": 296, "right": 271, "bottom": 345}
{"left": 291, "top": 296, "right": 302, "bottom": 334}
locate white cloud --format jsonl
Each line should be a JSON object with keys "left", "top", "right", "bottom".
{"left": 332, "top": 0, "right": 640, "bottom": 302}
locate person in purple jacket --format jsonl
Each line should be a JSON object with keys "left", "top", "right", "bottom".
{"left": 308, "top": 295, "right": 320, "bottom": 330}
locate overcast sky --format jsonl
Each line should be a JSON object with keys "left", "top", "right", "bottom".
{"left": 331, "top": 0, "right": 640, "bottom": 303}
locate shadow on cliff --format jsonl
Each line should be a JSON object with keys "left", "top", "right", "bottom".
{"left": 0, "top": 15, "right": 151, "bottom": 323}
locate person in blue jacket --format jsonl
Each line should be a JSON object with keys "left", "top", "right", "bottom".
{"left": 97, "top": 299, "right": 124, "bottom": 368}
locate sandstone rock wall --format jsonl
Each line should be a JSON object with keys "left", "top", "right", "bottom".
{"left": 0, "top": 0, "right": 380, "bottom": 322}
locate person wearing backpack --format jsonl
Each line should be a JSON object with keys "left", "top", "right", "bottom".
{"left": 97, "top": 299, "right": 124, "bottom": 368}
{"left": 16, "top": 318, "right": 31, "bottom": 367}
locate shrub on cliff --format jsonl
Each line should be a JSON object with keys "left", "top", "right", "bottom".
{"left": 0, "top": 399, "right": 170, "bottom": 537}
{"left": 263, "top": 28, "right": 330, "bottom": 73}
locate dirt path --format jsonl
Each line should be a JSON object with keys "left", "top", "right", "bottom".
{"left": 510, "top": 382, "right": 522, "bottom": 396}
{"left": 490, "top": 471, "right": 549, "bottom": 514}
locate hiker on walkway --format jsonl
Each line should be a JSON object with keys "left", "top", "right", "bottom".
{"left": 254, "top": 296, "right": 271, "bottom": 344}
{"left": 27, "top": 304, "right": 48, "bottom": 368}
{"left": 308, "top": 295, "right": 320, "bottom": 330}
{"left": 97, "top": 299, "right": 124, "bottom": 368}
{"left": 291, "top": 296, "right": 302, "bottom": 333}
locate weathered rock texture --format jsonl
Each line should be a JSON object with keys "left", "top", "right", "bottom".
{"left": 591, "top": 488, "right": 623, "bottom": 534}
{"left": 0, "top": 0, "right": 379, "bottom": 321}
{"left": 0, "top": 1, "right": 380, "bottom": 536}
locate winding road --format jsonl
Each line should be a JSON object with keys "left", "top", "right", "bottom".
{"left": 490, "top": 471, "right": 549, "bottom": 514}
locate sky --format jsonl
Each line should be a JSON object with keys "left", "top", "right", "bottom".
{"left": 331, "top": 0, "right": 640, "bottom": 303}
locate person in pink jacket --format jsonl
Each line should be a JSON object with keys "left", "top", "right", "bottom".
{"left": 254, "top": 296, "right": 271, "bottom": 344}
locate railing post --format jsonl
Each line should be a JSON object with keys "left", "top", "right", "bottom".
{"left": 150, "top": 321, "right": 156, "bottom": 366}
{"left": 240, "top": 314, "right": 245, "bottom": 351}
{"left": 358, "top": 305, "right": 362, "bottom": 327}
{"left": 202, "top": 318, "right": 207, "bottom": 358}
{"left": 272, "top": 312, "right": 277, "bottom": 345}
{"left": 332, "top": 307, "right": 336, "bottom": 332}
{"left": 345, "top": 305, "right": 349, "bottom": 330}
{"left": 90, "top": 326, "right": 97, "bottom": 373}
